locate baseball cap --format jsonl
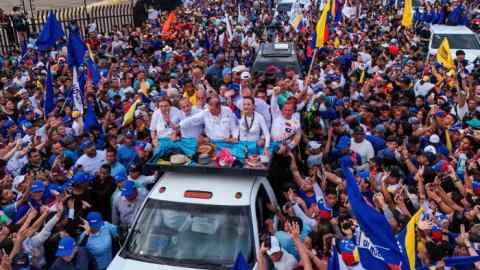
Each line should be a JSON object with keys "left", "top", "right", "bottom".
{"left": 266, "top": 236, "right": 281, "bottom": 256}
{"left": 87, "top": 211, "right": 104, "bottom": 230}
{"left": 240, "top": 71, "right": 251, "bottom": 80}
{"left": 308, "top": 141, "right": 322, "bottom": 150}
{"left": 55, "top": 236, "right": 76, "bottom": 257}
{"left": 113, "top": 173, "right": 127, "bottom": 183}
{"left": 79, "top": 140, "right": 95, "bottom": 151}
{"left": 121, "top": 180, "right": 137, "bottom": 198}
{"left": 356, "top": 170, "right": 370, "bottom": 181}
{"left": 31, "top": 180, "right": 45, "bottom": 193}
{"left": 429, "top": 134, "right": 440, "bottom": 144}
{"left": 70, "top": 172, "right": 90, "bottom": 186}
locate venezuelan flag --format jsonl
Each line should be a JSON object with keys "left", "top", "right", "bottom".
{"left": 315, "top": 0, "right": 331, "bottom": 48}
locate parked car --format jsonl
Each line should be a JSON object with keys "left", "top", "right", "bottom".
{"left": 108, "top": 166, "right": 279, "bottom": 270}
{"left": 428, "top": 25, "right": 480, "bottom": 64}
{"left": 251, "top": 42, "right": 302, "bottom": 77}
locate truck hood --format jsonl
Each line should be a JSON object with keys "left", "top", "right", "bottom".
{"left": 107, "top": 256, "right": 205, "bottom": 270}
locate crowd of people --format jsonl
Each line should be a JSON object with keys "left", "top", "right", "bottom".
{"left": 0, "top": 0, "right": 480, "bottom": 269}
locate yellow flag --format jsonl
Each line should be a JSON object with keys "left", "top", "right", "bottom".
{"left": 86, "top": 44, "right": 95, "bottom": 60}
{"left": 405, "top": 208, "right": 423, "bottom": 270}
{"left": 401, "top": 0, "right": 413, "bottom": 28}
{"left": 359, "top": 69, "right": 365, "bottom": 84}
{"left": 437, "top": 38, "right": 455, "bottom": 70}
{"left": 334, "top": 36, "right": 340, "bottom": 48}
{"left": 315, "top": 0, "right": 331, "bottom": 48}
{"left": 445, "top": 129, "right": 452, "bottom": 153}
{"left": 140, "top": 79, "right": 149, "bottom": 96}
{"left": 290, "top": 14, "right": 303, "bottom": 30}
{"left": 122, "top": 100, "right": 139, "bottom": 126}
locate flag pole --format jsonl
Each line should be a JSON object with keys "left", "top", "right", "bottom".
{"left": 305, "top": 48, "right": 318, "bottom": 87}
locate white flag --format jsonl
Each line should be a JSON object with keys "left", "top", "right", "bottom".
{"left": 72, "top": 67, "right": 84, "bottom": 115}
{"left": 225, "top": 14, "right": 233, "bottom": 42}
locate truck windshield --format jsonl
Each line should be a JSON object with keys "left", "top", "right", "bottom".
{"left": 431, "top": 34, "right": 480, "bottom": 50}
{"left": 123, "top": 199, "right": 254, "bottom": 269}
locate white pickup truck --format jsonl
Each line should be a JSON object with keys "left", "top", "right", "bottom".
{"left": 108, "top": 166, "right": 278, "bottom": 270}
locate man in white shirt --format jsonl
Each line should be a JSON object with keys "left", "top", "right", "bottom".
{"left": 74, "top": 141, "right": 107, "bottom": 176}
{"left": 179, "top": 95, "right": 238, "bottom": 142}
{"left": 414, "top": 76, "right": 435, "bottom": 97}
{"left": 265, "top": 236, "right": 298, "bottom": 270}
{"left": 270, "top": 87, "right": 302, "bottom": 151}
{"left": 178, "top": 98, "right": 203, "bottom": 139}
{"left": 350, "top": 126, "right": 375, "bottom": 165}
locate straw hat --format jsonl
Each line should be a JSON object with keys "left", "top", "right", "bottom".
{"left": 198, "top": 143, "right": 215, "bottom": 156}
{"left": 245, "top": 155, "right": 263, "bottom": 168}
{"left": 170, "top": 154, "right": 191, "bottom": 165}
{"left": 198, "top": 153, "right": 212, "bottom": 166}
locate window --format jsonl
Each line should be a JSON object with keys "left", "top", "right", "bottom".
{"left": 255, "top": 184, "right": 274, "bottom": 236}
{"left": 431, "top": 34, "right": 480, "bottom": 50}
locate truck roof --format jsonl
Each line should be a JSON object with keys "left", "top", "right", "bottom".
{"left": 430, "top": 25, "right": 474, "bottom": 35}
{"left": 147, "top": 171, "right": 258, "bottom": 206}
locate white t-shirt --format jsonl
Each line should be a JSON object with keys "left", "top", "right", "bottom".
{"left": 414, "top": 81, "right": 435, "bottom": 97}
{"left": 270, "top": 93, "right": 301, "bottom": 142}
{"left": 273, "top": 250, "right": 298, "bottom": 270}
{"left": 179, "top": 108, "right": 203, "bottom": 139}
{"left": 180, "top": 106, "right": 239, "bottom": 141}
{"left": 150, "top": 107, "right": 182, "bottom": 139}
{"left": 350, "top": 139, "right": 375, "bottom": 164}
{"left": 74, "top": 150, "right": 107, "bottom": 175}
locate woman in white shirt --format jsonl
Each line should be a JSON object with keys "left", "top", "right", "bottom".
{"left": 238, "top": 96, "right": 270, "bottom": 156}
{"left": 150, "top": 97, "right": 183, "bottom": 159}
{"left": 150, "top": 97, "right": 182, "bottom": 145}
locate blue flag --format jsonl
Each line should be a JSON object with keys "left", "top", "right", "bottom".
{"left": 86, "top": 58, "right": 101, "bottom": 85}
{"left": 84, "top": 101, "right": 100, "bottom": 132}
{"left": 231, "top": 252, "right": 250, "bottom": 270}
{"left": 205, "top": 31, "right": 211, "bottom": 52}
{"left": 340, "top": 159, "right": 403, "bottom": 270}
{"left": 67, "top": 30, "right": 87, "bottom": 68}
{"left": 327, "top": 245, "right": 340, "bottom": 270}
{"left": 35, "top": 12, "right": 64, "bottom": 51}
{"left": 44, "top": 64, "right": 55, "bottom": 117}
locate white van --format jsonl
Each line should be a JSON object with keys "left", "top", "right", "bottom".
{"left": 108, "top": 166, "right": 278, "bottom": 270}
{"left": 429, "top": 25, "right": 480, "bottom": 64}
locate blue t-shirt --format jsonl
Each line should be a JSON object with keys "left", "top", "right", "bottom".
{"left": 79, "top": 222, "right": 118, "bottom": 269}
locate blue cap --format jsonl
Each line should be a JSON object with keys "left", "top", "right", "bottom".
{"left": 55, "top": 236, "right": 76, "bottom": 257}
{"left": 48, "top": 182, "right": 65, "bottom": 194}
{"left": 70, "top": 172, "right": 90, "bottom": 186}
{"left": 336, "top": 136, "right": 351, "bottom": 151}
{"left": 79, "top": 140, "right": 94, "bottom": 151}
{"left": 113, "top": 173, "right": 128, "bottom": 183}
{"left": 21, "top": 121, "right": 33, "bottom": 129}
{"left": 121, "top": 180, "right": 137, "bottom": 198}
{"left": 3, "top": 119, "right": 15, "bottom": 129}
{"left": 87, "top": 211, "right": 104, "bottom": 230}
{"left": 356, "top": 170, "right": 370, "bottom": 181}
{"left": 222, "top": 67, "right": 232, "bottom": 77}
{"left": 24, "top": 107, "right": 34, "bottom": 114}
{"left": 31, "top": 180, "right": 45, "bottom": 193}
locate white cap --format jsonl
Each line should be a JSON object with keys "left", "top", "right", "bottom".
{"left": 240, "top": 71, "right": 251, "bottom": 80}
{"left": 308, "top": 141, "right": 322, "bottom": 150}
{"left": 124, "top": 86, "right": 134, "bottom": 94}
{"left": 232, "top": 65, "right": 247, "bottom": 73}
{"left": 267, "top": 236, "right": 281, "bottom": 256}
{"left": 429, "top": 134, "right": 440, "bottom": 144}
{"left": 424, "top": 145, "right": 437, "bottom": 154}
